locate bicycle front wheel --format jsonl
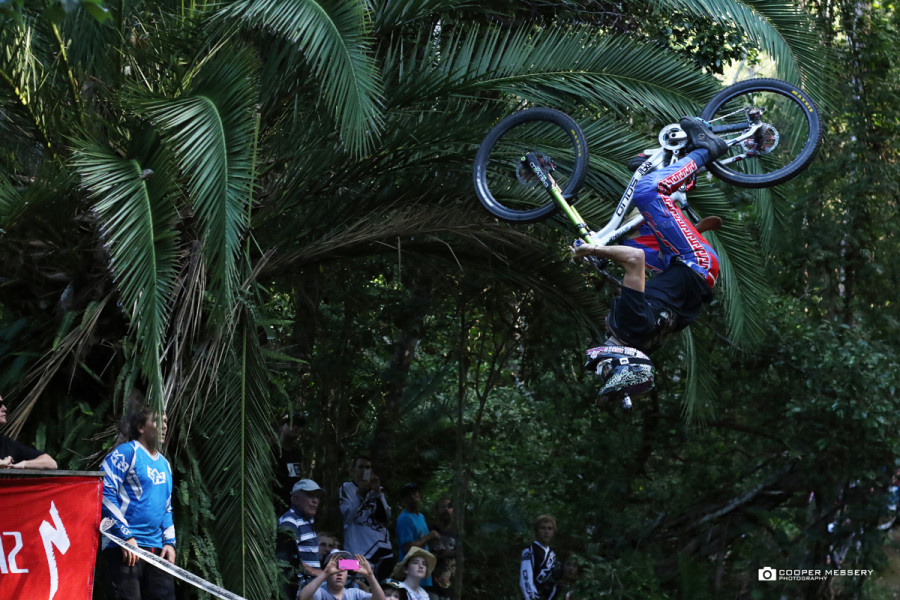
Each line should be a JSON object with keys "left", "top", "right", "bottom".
{"left": 700, "top": 78, "right": 822, "bottom": 188}
{"left": 473, "top": 108, "right": 589, "bottom": 223}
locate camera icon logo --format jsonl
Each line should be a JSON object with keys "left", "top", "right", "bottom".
{"left": 758, "top": 567, "right": 777, "bottom": 581}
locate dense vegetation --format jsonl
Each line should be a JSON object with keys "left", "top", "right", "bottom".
{"left": 2, "top": 0, "right": 899, "bottom": 598}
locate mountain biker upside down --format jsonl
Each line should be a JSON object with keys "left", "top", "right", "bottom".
{"left": 575, "top": 118, "right": 728, "bottom": 358}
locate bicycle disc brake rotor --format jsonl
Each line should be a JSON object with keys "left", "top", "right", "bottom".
{"left": 516, "top": 153, "right": 555, "bottom": 186}
{"left": 742, "top": 123, "right": 780, "bottom": 154}
{"left": 658, "top": 124, "right": 688, "bottom": 151}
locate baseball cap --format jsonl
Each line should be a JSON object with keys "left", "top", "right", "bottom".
{"left": 292, "top": 479, "right": 323, "bottom": 494}
{"left": 326, "top": 549, "right": 353, "bottom": 564}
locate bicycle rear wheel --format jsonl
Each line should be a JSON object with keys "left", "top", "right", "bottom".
{"left": 473, "top": 108, "right": 589, "bottom": 223}
{"left": 700, "top": 78, "right": 822, "bottom": 188}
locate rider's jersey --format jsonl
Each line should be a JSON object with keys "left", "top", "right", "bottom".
{"left": 610, "top": 150, "right": 719, "bottom": 351}
{"left": 629, "top": 152, "right": 720, "bottom": 288}
{"left": 520, "top": 541, "right": 558, "bottom": 600}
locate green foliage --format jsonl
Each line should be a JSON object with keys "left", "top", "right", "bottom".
{"left": 5, "top": 1, "right": 898, "bottom": 599}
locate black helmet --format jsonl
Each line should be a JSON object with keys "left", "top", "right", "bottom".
{"left": 585, "top": 345, "right": 654, "bottom": 397}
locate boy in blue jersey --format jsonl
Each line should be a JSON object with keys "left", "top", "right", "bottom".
{"left": 101, "top": 397, "right": 176, "bottom": 599}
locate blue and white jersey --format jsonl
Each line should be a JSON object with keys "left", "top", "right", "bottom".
{"left": 101, "top": 440, "right": 175, "bottom": 549}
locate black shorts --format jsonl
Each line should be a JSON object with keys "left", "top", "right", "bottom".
{"left": 103, "top": 547, "right": 175, "bottom": 600}
{"left": 608, "top": 286, "right": 666, "bottom": 350}
{"left": 608, "top": 263, "right": 709, "bottom": 351}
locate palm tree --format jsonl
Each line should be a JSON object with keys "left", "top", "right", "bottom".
{"left": 0, "top": 0, "right": 831, "bottom": 597}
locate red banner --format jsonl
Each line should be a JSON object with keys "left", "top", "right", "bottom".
{"left": 0, "top": 476, "right": 102, "bottom": 600}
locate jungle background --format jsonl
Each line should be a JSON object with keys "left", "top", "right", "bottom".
{"left": 1, "top": 0, "right": 899, "bottom": 598}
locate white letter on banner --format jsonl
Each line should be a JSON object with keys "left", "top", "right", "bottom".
{"left": 0, "top": 533, "right": 6, "bottom": 574}
{"left": 1, "top": 532, "right": 29, "bottom": 573}
{"left": 39, "top": 502, "right": 70, "bottom": 600}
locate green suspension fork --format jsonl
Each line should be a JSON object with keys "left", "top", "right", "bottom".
{"left": 522, "top": 151, "right": 594, "bottom": 244}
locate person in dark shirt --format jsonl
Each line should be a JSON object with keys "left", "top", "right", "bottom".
{"left": 0, "top": 394, "right": 57, "bottom": 470}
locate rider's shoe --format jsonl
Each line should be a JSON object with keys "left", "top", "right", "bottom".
{"left": 680, "top": 117, "right": 729, "bottom": 161}
{"left": 695, "top": 215, "right": 723, "bottom": 234}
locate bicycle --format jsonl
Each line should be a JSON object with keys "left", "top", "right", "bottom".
{"left": 472, "top": 78, "right": 822, "bottom": 252}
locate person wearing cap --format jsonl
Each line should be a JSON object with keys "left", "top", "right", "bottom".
{"left": 380, "top": 579, "right": 408, "bottom": 600}
{"left": 392, "top": 547, "right": 436, "bottom": 600}
{"left": 298, "top": 549, "right": 387, "bottom": 600}
{"left": 0, "top": 394, "right": 57, "bottom": 470}
{"left": 278, "top": 478, "right": 325, "bottom": 598}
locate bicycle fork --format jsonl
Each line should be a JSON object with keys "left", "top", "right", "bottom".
{"left": 521, "top": 151, "right": 595, "bottom": 244}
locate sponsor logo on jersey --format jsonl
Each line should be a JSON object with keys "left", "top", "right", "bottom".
{"left": 147, "top": 466, "right": 167, "bottom": 485}
{"left": 110, "top": 451, "right": 129, "bottom": 472}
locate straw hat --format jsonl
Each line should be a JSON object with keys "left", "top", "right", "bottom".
{"left": 392, "top": 547, "right": 436, "bottom": 579}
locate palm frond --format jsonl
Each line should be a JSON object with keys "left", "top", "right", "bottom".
{"left": 0, "top": 177, "right": 23, "bottom": 225}
{"left": 382, "top": 25, "right": 720, "bottom": 120}
{"left": 216, "top": 0, "right": 383, "bottom": 156}
{"left": 139, "top": 49, "right": 258, "bottom": 309}
{"left": 176, "top": 302, "right": 279, "bottom": 599}
{"left": 0, "top": 17, "right": 57, "bottom": 156}
{"left": 687, "top": 185, "right": 769, "bottom": 349}
{"left": 678, "top": 326, "right": 718, "bottom": 425}
{"left": 5, "top": 296, "right": 112, "bottom": 438}
{"left": 372, "top": 0, "right": 479, "bottom": 32}
{"left": 652, "top": 0, "right": 838, "bottom": 108}
{"left": 73, "top": 137, "right": 181, "bottom": 411}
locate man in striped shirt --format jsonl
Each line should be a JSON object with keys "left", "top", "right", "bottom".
{"left": 278, "top": 479, "right": 325, "bottom": 598}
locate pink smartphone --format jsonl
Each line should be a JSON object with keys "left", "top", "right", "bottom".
{"left": 338, "top": 559, "right": 360, "bottom": 571}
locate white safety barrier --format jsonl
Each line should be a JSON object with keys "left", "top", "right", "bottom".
{"left": 100, "top": 519, "right": 247, "bottom": 600}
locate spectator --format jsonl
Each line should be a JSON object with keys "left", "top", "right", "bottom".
{"left": 100, "top": 395, "right": 175, "bottom": 599}
{"left": 558, "top": 554, "right": 582, "bottom": 600}
{"left": 339, "top": 456, "right": 394, "bottom": 580}
{"left": 278, "top": 479, "right": 325, "bottom": 599}
{"left": 429, "top": 561, "right": 453, "bottom": 600}
{"left": 0, "top": 394, "right": 57, "bottom": 470}
{"left": 396, "top": 484, "right": 439, "bottom": 558}
{"left": 380, "top": 579, "right": 408, "bottom": 600}
{"left": 318, "top": 531, "right": 340, "bottom": 564}
{"left": 520, "top": 514, "right": 559, "bottom": 600}
{"left": 429, "top": 498, "right": 456, "bottom": 599}
{"left": 392, "top": 547, "right": 436, "bottom": 600}
{"left": 276, "top": 412, "right": 305, "bottom": 506}
{"left": 298, "top": 550, "right": 386, "bottom": 600}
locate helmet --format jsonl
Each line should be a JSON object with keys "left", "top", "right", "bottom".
{"left": 585, "top": 345, "right": 654, "bottom": 397}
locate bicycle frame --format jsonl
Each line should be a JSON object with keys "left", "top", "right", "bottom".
{"left": 523, "top": 122, "right": 763, "bottom": 246}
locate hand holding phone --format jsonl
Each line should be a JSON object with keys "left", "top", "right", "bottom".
{"left": 338, "top": 559, "right": 360, "bottom": 571}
